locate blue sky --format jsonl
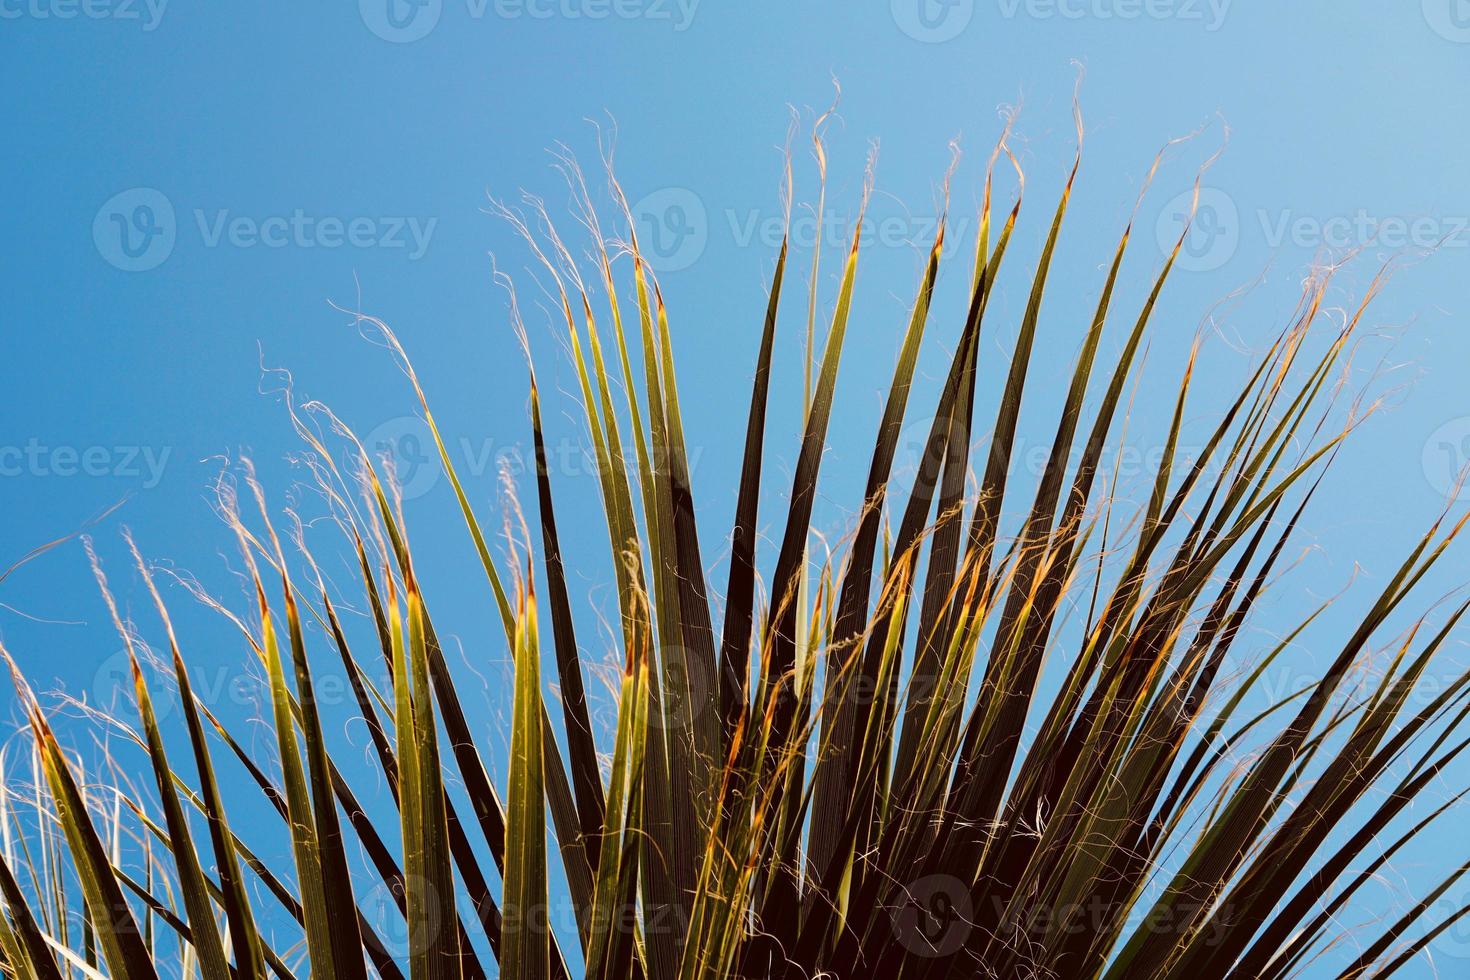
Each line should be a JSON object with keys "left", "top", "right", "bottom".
{"left": 4, "top": 1, "right": 1470, "bottom": 975}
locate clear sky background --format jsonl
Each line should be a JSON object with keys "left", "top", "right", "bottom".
{"left": 4, "top": 2, "right": 1470, "bottom": 976}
